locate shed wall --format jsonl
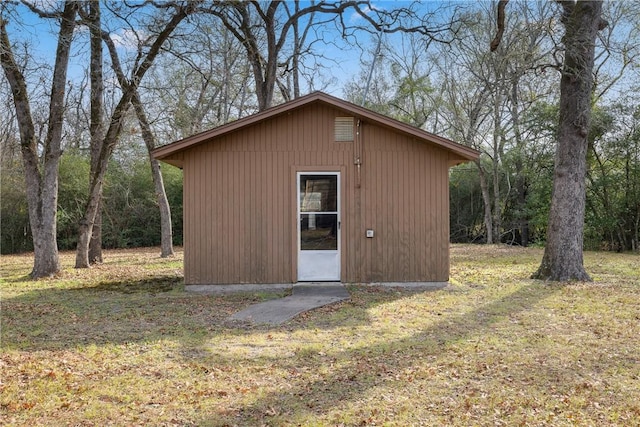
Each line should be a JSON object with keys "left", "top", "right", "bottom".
{"left": 182, "top": 103, "right": 450, "bottom": 284}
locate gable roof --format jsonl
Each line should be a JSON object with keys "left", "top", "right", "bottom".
{"left": 152, "top": 91, "right": 480, "bottom": 168}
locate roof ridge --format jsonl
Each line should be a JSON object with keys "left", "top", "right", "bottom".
{"left": 152, "top": 91, "right": 480, "bottom": 164}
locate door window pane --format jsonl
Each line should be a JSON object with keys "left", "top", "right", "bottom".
{"left": 300, "top": 214, "right": 338, "bottom": 250}
{"left": 300, "top": 175, "right": 337, "bottom": 213}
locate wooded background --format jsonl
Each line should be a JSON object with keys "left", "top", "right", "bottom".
{"left": 2, "top": 1, "right": 639, "bottom": 259}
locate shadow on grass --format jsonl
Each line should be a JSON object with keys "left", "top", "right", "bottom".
{"left": 2, "top": 274, "right": 565, "bottom": 423}
{"left": 87, "top": 276, "right": 183, "bottom": 294}
{"left": 2, "top": 275, "right": 257, "bottom": 351}
{"left": 195, "top": 282, "right": 563, "bottom": 425}
{"left": 2, "top": 278, "right": 415, "bottom": 352}
{"left": 3, "top": 273, "right": 37, "bottom": 283}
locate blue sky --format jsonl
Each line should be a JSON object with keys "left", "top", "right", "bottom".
{"left": 3, "top": 1, "right": 460, "bottom": 93}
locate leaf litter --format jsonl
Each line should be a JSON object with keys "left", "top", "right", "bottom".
{"left": 1, "top": 245, "right": 639, "bottom": 425}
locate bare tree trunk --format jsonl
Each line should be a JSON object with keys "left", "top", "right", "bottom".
{"left": 0, "top": 2, "right": 77, "bottom": 277}
{"left": 515, "top": 162, "right": 529, "bottom": 246}
{"left": 89, "top": 206, "right": 103, "bottom": 262}
{"left": 533, "top": 1, "right": 606, "bottom": 281}
{"left": 492, "top": 99, "right": 502, "bottom": 243}
{"left": 292, "top": 12, "right": 301, "bottom": 99}
{"left": 76, "top": 3, "right": 191, "bottom": 267}
{"left": 634, "top": 213, "right": 639, "bottom": 253}
{"left": 152, "top": 159, "right": 174, "bottom": 257}
{"left": 131, "top": 90, "right": 174, "bottom": 257}
{"left": 457, "top": 86, "right": 492, "bottom": 244}
{"left": 509, "top": 77, "right": 529, "bottom": 246}
{"left": 76, "top": 149, "right": 109, "bottom": 268}
{"left": 87, "top": 0, "right": 104, "bottom": 264}
{"left": 476, "top": 159, "right": 494, "bottom": 244}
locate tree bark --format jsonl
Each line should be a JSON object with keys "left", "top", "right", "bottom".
{"left": 492, "top": 96, "right": 502, "bottom": 243}
{"left": 87, "top": 0, "right": 104, "bottom": 264}
{"left": 131, "top": 90, "right": 174, "bottom": 258}
{"left": 75, "top": 3, "right": 191, "bottom": 267}
{"left": 0, "top": 1, "right": 77, "bottom": 277}
{"left": 476, "top": 159, "right": 494, "bottom": 244}
{"left": 509, "top": 77, "right": 529, "bottom": 246}
{"left": 532, "top": 1, "right": 606, "bottom": 281}
{"left": 88, "top": 206, "right": 103, "bottom": 262}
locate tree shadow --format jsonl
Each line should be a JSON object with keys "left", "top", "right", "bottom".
{"left": 86, "top": 276, "right": 182, "bottom": 294}
{"left": 194, "top": 282, "right": 562, "bottom": 425}
{"left": 2, "top": 274, "right": 564, "bottom": 424}
{"left": 3, "top": 273, "right": 37, "bottom": 283}
{"left": 1, "top": 276, "right": 299, "bottom": 351}
{"left": 2, "top": 279, "right": 415, "bottom": 352}
{"left": 288, "top": 284, "right": 446, "bottom": 330}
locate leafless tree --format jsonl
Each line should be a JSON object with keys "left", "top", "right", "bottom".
{"left": 532, "top": 1, "right": 607, "bottom": 281}
{"left": 493, "top": 0, "right": 607, "bottom": 281}
{"left": 438, "top": 2, "right": 554, "bottom": 244}
{"left": 197, "top": 1, "right": 459, "bottom": 111}
{"left": 76, "top": 0, "right": 106, "bottom": 263}
{"left": 1, "top": 0, "right": 78, "bottom": 277}
{"left": 74, "top": 0, "right": 196, "bottom": 268}
{"left": 145, "top": 16, "right": 255, "bottom": 140}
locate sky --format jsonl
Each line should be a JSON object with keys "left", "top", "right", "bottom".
{"left": 3, "top": 1, "right": 142, "bottom": 83}
{"left": 8, "top": 1, "right": 632, "bottom": 106}
{"left": 2, "top": 1, "right": 461, "bottom": 98}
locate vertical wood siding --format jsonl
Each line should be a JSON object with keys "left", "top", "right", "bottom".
{"left": 182, "top": 102, "right": 451, "bottom": 284}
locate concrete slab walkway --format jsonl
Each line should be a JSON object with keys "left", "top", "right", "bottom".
{"left": 228, "top": 283, "right": 350, "bottom": 325}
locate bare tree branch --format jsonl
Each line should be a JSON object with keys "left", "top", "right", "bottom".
{"left": 20, "top": 0, "right": 61, "bottom": 19}
{"left": 75, "top": 0, "right": 196, "bottom": 267}
{"left": 1, "top": 0, "right": 78, "bottom": 277}
{"left": 490, "top": 0, "right": 509, "bottom": 52}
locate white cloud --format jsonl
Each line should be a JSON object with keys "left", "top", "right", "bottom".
{"left": 111, "top": 28, "right": 147, "bottom": 50}
{"left": 349, "top": 2, "right": 387, "bottom": 24}
{"left": 31, "top": 0, "right": 62, "bottom": 12}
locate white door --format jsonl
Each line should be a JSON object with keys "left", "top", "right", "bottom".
{"left": 297, "top": 173, "right": 340, "bottom": 281}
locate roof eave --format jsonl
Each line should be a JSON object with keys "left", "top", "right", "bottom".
{"left": 152, "top": 91, "right": 480, "bottom": 162}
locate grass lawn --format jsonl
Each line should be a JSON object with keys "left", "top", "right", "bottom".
{"left": 1, "top": 245, "right": 639, "bottom": 426}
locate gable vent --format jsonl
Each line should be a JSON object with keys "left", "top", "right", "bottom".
{"left": 334, "top": 117, "right": 354, "bottom": 142}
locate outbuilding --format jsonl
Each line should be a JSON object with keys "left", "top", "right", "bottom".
{"left": 153, "top": 92, "right": 479, "bottom": 286}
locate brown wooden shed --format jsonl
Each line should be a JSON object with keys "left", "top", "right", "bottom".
{"left": 153, "top": 92, "right": 479, "bottom": 285}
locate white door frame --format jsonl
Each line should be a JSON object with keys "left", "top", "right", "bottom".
{"left": 297, "top": 172, "right": 340, "bottom": 281}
